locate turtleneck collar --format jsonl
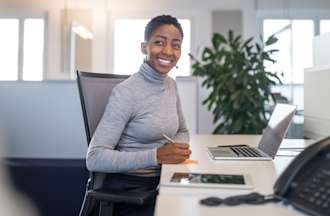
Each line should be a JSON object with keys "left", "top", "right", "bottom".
{"left": 138, "top": 62, "right": 167, "bottom": 85}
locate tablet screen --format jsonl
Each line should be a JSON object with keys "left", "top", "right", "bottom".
{"left": 170, "top": 172, "right": 245, "bottom": 185}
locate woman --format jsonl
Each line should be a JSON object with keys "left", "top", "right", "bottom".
{"left": 86, "top": 15, "right": 190, "bottom": 216}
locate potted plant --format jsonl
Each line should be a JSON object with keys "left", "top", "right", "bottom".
{"left": 190, "top": 30, "right": 282, "bottom": 134}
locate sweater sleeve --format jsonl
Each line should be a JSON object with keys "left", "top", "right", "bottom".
{"left": 86, "top": 86, "right": 158, "bottom": 173}
{"left": 173, "top": 82, "right": 190, "bottom": 144}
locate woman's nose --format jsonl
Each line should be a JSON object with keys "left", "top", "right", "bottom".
{"left": 163, "top": 44, "right": 173, "bottom": 55}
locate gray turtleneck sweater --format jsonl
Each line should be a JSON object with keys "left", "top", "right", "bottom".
{"left": 86, "top": 63, "right": 190, "bottom": 176}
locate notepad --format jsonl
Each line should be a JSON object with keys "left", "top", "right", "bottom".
{"left": 181, "top": 159, "right": 198, "bottom": 164}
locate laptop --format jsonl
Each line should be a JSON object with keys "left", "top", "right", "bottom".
{"left": 208, "top": 104, "right": 296, "bottom": 160}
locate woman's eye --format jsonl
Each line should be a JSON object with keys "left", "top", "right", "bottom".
{"left": 155, "top": 41, "right": 164, "bottom": 46}
{"left": 173, "top": 44, "right": 181, "bottom": 49}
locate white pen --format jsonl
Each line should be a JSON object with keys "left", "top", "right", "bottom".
{"left": 162, "top": 133, "right": 175, "bottom": 143}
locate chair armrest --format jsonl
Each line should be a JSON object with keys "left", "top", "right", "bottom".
{"left": 87, "top": 188, "right": 156, "bottom": 205}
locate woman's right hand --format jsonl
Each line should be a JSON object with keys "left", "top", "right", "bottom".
{"left": 156, "top": 143, "right": 191, "bottom": 164}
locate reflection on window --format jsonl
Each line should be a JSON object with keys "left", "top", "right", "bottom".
{"left": 263, "top": 19, "right": 313, "bottom": 84}
{"left": 23, "top": 19, "right": 45, "bottom": 81}
{"left": 320, "top": 20, "right": 330, "bottom": 35}
{"left": 114, "top": 19, "right": 191, "bottom": 77}
{"left": 0, "top": 19, "right": 19, "bottom": 80}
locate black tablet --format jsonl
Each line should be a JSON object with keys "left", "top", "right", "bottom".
{"left": 163, "top": 172, "right": 253, "bottom": 189}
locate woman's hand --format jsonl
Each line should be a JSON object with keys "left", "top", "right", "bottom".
{"left": 156, "top": 143, "right": 191, "bottom": 164}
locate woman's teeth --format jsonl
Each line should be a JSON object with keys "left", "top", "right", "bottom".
{"left": 158, "top": 58, "right": 171, "bottom": 65}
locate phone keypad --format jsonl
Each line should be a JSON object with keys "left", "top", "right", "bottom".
{"left": 294, "top": 165, "right": 330, "bottom": 215}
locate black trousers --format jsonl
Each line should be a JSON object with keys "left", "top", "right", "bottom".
{"left": 103, "top": 173, "right": 160, "bottom": 216}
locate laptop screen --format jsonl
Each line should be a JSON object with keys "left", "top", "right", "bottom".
{"left": 258, "top": 104, "right": 296, "bottom": 158}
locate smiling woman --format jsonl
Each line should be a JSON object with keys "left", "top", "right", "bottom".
{"left": 86, "top": 15, "right": 190, "bottom": 216}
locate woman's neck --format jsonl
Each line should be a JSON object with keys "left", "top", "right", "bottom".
{"left": 139, "top": 62, "right": 167, "bottom": 84}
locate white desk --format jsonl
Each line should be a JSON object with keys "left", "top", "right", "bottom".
{"left": 155, "top": 135, "right": 313, "bottom": 216}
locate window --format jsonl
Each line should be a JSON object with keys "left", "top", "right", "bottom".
{"left": 320, "top": 19, "right": 330, "bottom": 35}
{"left": 0, "top": 19, "right": 19, "bottom": 80}
{"left": 0, "top": 16, "right": 45, "bottom": 81}
{"left": 23, "top": 19, "right": 45, "bottom": 81}
{"left": 114, "top": 19, "right": 191, "bottom": 78}
{"left": 263, "top": 19, "right": 314, "bottom": 84}
{"left": 263, "top": 19, "right": 315, "bottom": 110}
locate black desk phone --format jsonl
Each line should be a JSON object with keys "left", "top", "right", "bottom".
{"left": 274, "top": 136, "right": 330, "bottom": 216}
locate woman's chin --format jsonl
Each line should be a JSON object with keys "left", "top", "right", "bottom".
{"left": 156, "top": 65, "right": 174, "bottom": 74}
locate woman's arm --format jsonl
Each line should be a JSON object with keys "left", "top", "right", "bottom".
{"left": 86, "top": 86, "right": 158, "bottom": 173}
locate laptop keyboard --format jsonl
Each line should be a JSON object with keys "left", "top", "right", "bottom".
{"left": 231, "top": 147, "right": 264, "bottom": 157}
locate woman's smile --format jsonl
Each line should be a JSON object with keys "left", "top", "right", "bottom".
{"left": 157, "top": 57, "right": 172, "bottom": 65}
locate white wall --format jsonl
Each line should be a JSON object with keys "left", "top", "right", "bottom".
{"left": 0, "top": 81, "right": 87, "bottom": 158}
{"left": 212, "top": 10, "right": 242, "bottom": 36}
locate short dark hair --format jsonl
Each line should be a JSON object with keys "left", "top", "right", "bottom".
{"left": 144, "top": 15, "right": 184, "bottom": 41}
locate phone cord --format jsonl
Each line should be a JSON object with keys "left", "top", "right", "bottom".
{"left": 200, "top": 192, "right": 282, "bottom": 207}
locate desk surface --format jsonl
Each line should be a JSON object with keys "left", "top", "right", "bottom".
{"left": 155, "top": 135, "right": 313, "bottom": 216}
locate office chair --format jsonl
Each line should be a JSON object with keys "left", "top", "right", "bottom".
{"left": 76, "top": 71, "right": 156, "bottom": 216}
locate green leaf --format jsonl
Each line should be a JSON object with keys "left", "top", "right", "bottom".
{"left": 202, "top": 47, "right": 214, "bottom": 61}
{"left": 230, "top": 90, "right": 241, "bottom": 101}
{"left": 265, "top": 36, "right": 278, "bottom": 46}
{"left": 213, "top": 122, "right": 225, "bottom": 134}
{"left": 242, "top": 37, "right": 253, "bottom": 48}
{"left": 267, "top": 49, "right": 279, "bottom": 53}
{"left": 228, "top": 30, "right": 234, "bottom": 43}
{"left": 212, "top": 33, "right": 227, "bottom": 50}
{"left": 233, "top": 35, "right": 242, "bottom": 47}
{"left": 256, "top": 43, "right": 261, "bottom": 53}
{"left": 188, "top": 53, "right": 196, "bottom": 60}
{"left": 232, "top": 119, "right": 243, "bottom": 133}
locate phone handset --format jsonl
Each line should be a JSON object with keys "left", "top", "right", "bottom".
{"left": 273, "top": 136, "right": 330, "bottom": 197}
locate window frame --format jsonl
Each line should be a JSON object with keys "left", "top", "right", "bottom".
{"left": 0, "top": 9, "right": 47, "bottom": 81}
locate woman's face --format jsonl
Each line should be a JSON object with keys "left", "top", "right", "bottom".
{"left": 141, "top": 24, "right": 182, "bottom": 74}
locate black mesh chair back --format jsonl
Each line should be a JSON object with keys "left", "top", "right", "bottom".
{"left": 77, "top": 71, "right": 128, "bottom": 144}
{"left": 76, "top": 71, "right": 154, "bottom": 216}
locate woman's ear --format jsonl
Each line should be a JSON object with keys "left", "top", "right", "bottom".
{"left": 141, "top": 42, "right": 147, "bottom": 55}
